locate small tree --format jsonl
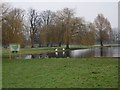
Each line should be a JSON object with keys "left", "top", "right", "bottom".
{"left": 94, "top": 14, "right": 112, "bottom": 46}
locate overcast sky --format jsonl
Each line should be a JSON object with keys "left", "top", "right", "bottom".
{"left": 3, "top": 1, "right": 118, "bottom": 28}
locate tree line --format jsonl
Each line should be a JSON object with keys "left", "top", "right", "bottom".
{"left": 1, "top": 3, "right": 112, "bottom": 48}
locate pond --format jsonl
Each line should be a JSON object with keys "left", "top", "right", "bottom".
{"left": 16, "top": 46, "right": 119, "bottom": 59}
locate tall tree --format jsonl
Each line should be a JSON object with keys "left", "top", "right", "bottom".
{"left": 28, "top": 8, "right": 41, "bottom": 48}
{"left": 2, "top": 8, "right": 25, "bottom": 47}
{"left": 70, "top": 17, "right": 85, "bottom": 45}
{"left": 62, "top": 8, "right": 75, "bottom": 49}
{"left": 40, "top": 10, "right": 56, "bottom": 47}
{"left": 80, "top": 23, "right": 96, "bottom": 45}
{"left": 1, "top": 3, "right": 10, "bottom": 22}
{"left": 0, "top": 2, "right": 2, "bottom": 44}
{"left": 94, "top": 14, "right": 112, "bottom": 46}
{"left": 0, "top": 3, "right": 11, "bottom": 44}
{"left": 55, "top": 10, "right": 66, "bottom": 47}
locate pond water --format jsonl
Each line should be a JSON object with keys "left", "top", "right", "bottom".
{"left": 16, "top": 47, "right": 119, "bottom": 59}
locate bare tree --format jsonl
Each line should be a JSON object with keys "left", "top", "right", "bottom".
{"left": 40, "top": 10, "right": 56, "bottom": 47}
{"left": 28, "top": 8, "right": 41, "bottom": 48}
{"left": 0, "top": 3, "right": 11, "bottom": 44}
{"left": 0, "top": 2, "right": 2, "bottom": 44}
{"left": 79, "top": 22, "right": 96, "bottom": 45}
{"left": 55, "top": 10, "right": 66, "bottom": 47}
{"left": 70, "top": 17, "right": 85, "bottom": 44}
{"left": 2, "top": 8, "right": 25, "bottom": 47}
{"left": 94, "top": 14, "right": 112, "bottom": 46}
{"left": 1, "top": 3, "right": 11, "bottom": 22}
{"left": 62, "top": 8, "right": 75, "bottom": 49}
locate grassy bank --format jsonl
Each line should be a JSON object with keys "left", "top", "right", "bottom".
{"left": 2, "top": 58, "right": 118, "bottom": 88}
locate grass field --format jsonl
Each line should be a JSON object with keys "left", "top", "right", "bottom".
{"left": 2, "top": 46, "right": 119, "bottom": 88}
{"left": 2, "top": 58, "right": 118, "bottom": 88}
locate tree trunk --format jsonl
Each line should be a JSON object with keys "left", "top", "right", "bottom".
{"left": 100, "top": 47, "right": 103, "bottom": 57}
{"left": 31, "top": 45, "right": 34, "bottom": 48}
{"left": 66, "top": 43, "right": 69, "bottom": 49}
{"left": 50, "top": 43, "right": 53, "bottom": 47}
{"left": 47, "top": 43, "right": 49, "bottom": 47}
{"left": 59, "top": 43, "right": 61, "bottom": 47}
{"left": 39, "top": 43, "right": 41, "bottom": 47}
{"left": 31, "top": 34, "right": 35, "bottom": 48}
{"left": 31, "top": 39, "right": 34, "bottom": 48}
{"left": 100, "top": 39, "right": 103, "bottom": 46}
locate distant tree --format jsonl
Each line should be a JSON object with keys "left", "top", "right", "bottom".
{"left": 0, "top": 2, "right": 2, "bottom": 43}
{"left": 94, "top": 14, "right": 112, "bottom": 46}
{"left": 0, "top": 3, "right": 10, "bottom": 22}
{"left": 22, "top": 22, "right": 32, "bottom": 47}
{"left": 111, "top": 29, "right": 120, "bottom": 44}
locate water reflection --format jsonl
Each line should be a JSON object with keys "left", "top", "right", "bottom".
{"left": 70, "top": 49, "right": 94, "bottom": 58}
{"left": 94, "top": 47, "right": 119, "bottom": 57}
{"left": 100, "top": 47, "right": 103, "bottom": 57}
{"left": 16, "top": 47, "right": 119, "bottom": 59}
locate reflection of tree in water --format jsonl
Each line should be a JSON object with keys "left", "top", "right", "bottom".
{"left": 100, "top": 47, "right": 103, "bottom": 57}
{"left": 65, "top": 51, "right": 70, "bottom": 58}
{"left": 100, "top": 47, "right": 108, "bottom": 57}
{"left": 86, "top": 49, "right": 95, "bottom": 57}
{"left": 100, "top": 47, "right": 112, "bottom": 57}
{"left": 32, "top": 54, "right": 35, "bottom": 59}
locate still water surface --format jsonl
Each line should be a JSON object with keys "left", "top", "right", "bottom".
{"left": 16, "top": 47, "right": 119, "bottom": 59}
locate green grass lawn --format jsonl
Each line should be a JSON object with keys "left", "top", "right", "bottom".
{"left": 3, "top": 47, "right": 56, "bottom": 56}
{"left": 2, "top": 58, "right": 118, "bottom": 88}
{"left": 2, "top": 46, "right": 119, "bottom": 88}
